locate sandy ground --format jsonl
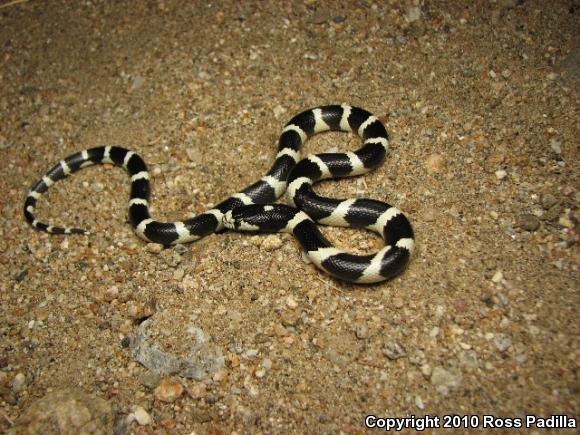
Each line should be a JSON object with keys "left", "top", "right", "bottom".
{"left": 0, "top": 0, "right": 578, "bottom": 433}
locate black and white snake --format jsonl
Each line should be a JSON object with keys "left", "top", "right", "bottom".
{"left": 24, "top": 105, "right": 414, "bottom": 283}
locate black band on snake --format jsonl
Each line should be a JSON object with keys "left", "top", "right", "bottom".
{"left": 24, "top": 105, "right": 414, "bottom": 283}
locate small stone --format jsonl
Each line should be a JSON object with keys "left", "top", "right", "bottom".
{"left": 285, "top": 295, "right": 298, "bottom": 309}
{"left": 354, "top": 323, "right": 368, "bottom": 339}
{"left": 146, "top": 243, "right": 164, "bottom": 254}
{"left": 484, "top": 153, "right": 505, "bottom": 173}
{"left": 273, "top": 105, "right": 287, "bottom": 119}
{"left": 392, "top": 297, "right": 405, "bottom": 309}
{"left": 420, "top": 364, "right": 432, "bottom": 378}
{"left": 558, "top": 215, "right": 574, "bottom": 229}
{"left": 406, "top": 5, "right": 421, "bottom": 22}
{"left": 213, "top": 369, "right": 228, "bottom": 382}
{"left": 431, "top": 367, "right": 462, "bottom": 396}
{"left": 173, "top": 268, "right": 185, "bottom": 281}
{"left": 541, "top": 205, "right": 562, "bottom": 222}
{"left": 415, "top": 395, "right": 425, "bottom": 409}
{"left": 280, "top": 310, "right": 300, "bottom": 327}
{"left": 425, "top": 153, "right": 445, "bottom": 174}
{"left": 491, "top": 270, "right": 503, "bottom": 283}
{"left": 160, "top": 250, "right": 182, "bottom": 267}
{"left": 154, "top": 378, "right": 184, "bottom": 403}
{"left": 12, "top": 372, "right": 25, "bottom": 392}
{"left": 13, "top": 388, "right": 114, "bottom": 434}
{"left": 550, "top": 139, "right": 562, "bottom": 154}
{"left": 382, "top": 341, "right": 407, "bottom": 360}
{"left": 541, "top": 193, "right": 558, "bottom": 210}
{"left": 262, "top": 235, "right": 283, "bottom": 251}
{"left": 262, "top": 358, "right": 272, "bottom": 370}
{"left": 495, "top": 169, "right": 507, "bottom": 180}
{"left": 187, "top": 382, "right": 207, "bottom": 399}
{"left": 128, "top": 405, "right": 152, "bottom": 426}
{"left": 138, "top": 371, "right": 161, "bottom": 389}
{"left": 244, "top": 348, "right": 259, "bottom": 358}
{"left": 131, "top": 75, "right": 145, "bottom": 90}
{"left": 516, "top": 214, "right": 541, "bottom": 231}
{"left": 186, "top": 147, "right": 203, "bottom": 164}
{"left": 423, "top": 208, "right": 437, "bottom": 222}
{"left": 493, "top": 333, "right": 512, "bottom": 352}
{"left": 102, "top": 286, "right": 119, "bottom": 302}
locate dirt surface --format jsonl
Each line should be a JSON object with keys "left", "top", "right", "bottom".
{"left": 0, "top": 0, "right": 578, "bottom": 433}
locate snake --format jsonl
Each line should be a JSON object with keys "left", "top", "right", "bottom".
{"left": 24, "top": 104, "right": 414, "bottom": 283}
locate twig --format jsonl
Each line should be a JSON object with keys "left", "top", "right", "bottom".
{"left": 315, "top": 274, "right": 343, "bottom": 293}
{"left": 0, "top": 0, "right": 31, "bottom": 10}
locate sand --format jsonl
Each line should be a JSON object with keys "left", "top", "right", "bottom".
{"left": 0, "top": 0, "right": 578, "bottom": 433}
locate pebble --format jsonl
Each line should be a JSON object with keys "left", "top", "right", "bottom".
{"left": 273, "top": 105, "right": 287, "bottom": 119}
{"left": 285, "top": 295, "right": 298, "bottom": 309}
{"left": 12, "top": 388, "right": 114, "bottom": 433}
{"left": 550, "top": 139, "right": 562, "bottom": 154}
{"left": 173, "top": 268, "right": 185, "bottom": 281}
{"left": 146, "top": 243, "right": 164, "bottom": 254}
{"left": 516, "top": 213, "right": 541, "bottom": 231}
{"left": 541, "top": 193, "right": 558, "bottom": 210}
{"left": 541, "top": 205, "right": 562, "bottom": 222}
{"left": 422, "top": 208, "right": 438, "bottom": 222}
{"left": 431, "top": 367, "right": 462, "bottom": 396}
{"left": 101, "top": 285, "right": 119, "bottom": 302}
{"left": 186, "top": 147, "right": 203, "bottom": 164}
{"left": 558, "top": 215, "right": 574, "bottom": 229}
{"left": 392, "top": 297, "right": 405, "bottom": 309}
{"left": 131, "top": 75, "right": 145, "bottom": 90}
{"left": 154, "top": 378, "right": 184, "bottom": 402}
{"left": 382, "top": 341, "right": 407, "bottom": 360}
{"left": 12, "top": 372, "right": 25, "bottom": 392}
{"left": 128, "top": 405, "right": 152, "bottom": 426}
{"left": 354, "top": 323, "right": 368, "bottom": 339}
{"left": 495, "top": 169, "right": 508, "bottom": 180}
{"left": 160, "top": 250, "right": 182, "bottom": 267}
{"left": 425, "top": 153, "right": 445, "bottom": 174}
{"left": 406, "top": 5, "right": 421, "bottom": 22}
{"left": 213, "top": 369, "right": 228, "bottom": 382}
{"left": 491, "top": 270, "right": 503, "bottom": 283}
{"left": 493, "top": 333, "right": 512, "bottom": 352}
{"left": 484, "top": 153, "right": 505, "bottom": 173}
{"left": 187, "top": 382, "right": 207, "bottom": 399}
{"left": 262, "top": 234, "right": 283, "bottom": 251}
{"left": 138, "top": 371, "right": 161, "bottom": 389}
{"left": 415, "top": 395, "right": 425, "bottom": 409}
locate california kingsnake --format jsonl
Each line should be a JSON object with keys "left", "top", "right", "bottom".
{"left": 24, "top": 105, "right": 414, "bottom": 283}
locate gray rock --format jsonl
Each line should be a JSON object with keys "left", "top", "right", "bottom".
{"left": 130, "top": 318, "right": 224, "bottom": 381}
{"left": 516, "top": 213, "right": 541, "bottom": 231}
{"left": 10, "top": 388, "right": 114, "bottom": 435}
{"left": 431, "top": 367, "right": 462, "bottom": 396}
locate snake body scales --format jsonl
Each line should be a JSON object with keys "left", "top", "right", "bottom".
{"left": 24, "top": 105, "right": 414, "bottom": 283}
